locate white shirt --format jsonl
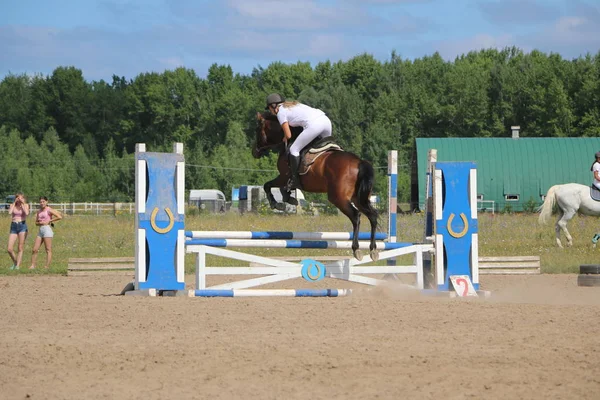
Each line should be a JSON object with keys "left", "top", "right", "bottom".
{"left": 593, "top": 162, "right": 600, "bottom": 186}
{"left": 276, "top": 104, "right": 325, "bottom": 128}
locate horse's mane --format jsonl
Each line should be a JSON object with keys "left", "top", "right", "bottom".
{"left": 261, "top": 111, "right": 278, "bottom": 121}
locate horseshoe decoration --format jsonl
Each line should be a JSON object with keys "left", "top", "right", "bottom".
{"left": 301, "top": 259, "right": 326, "bottom": 282}
{"left": 306, "top": 262, "right": 323, "bottom": 281}
{"left": 150, "top": 207, "right": 175, "bottom": 234}
{"left": 447, "top": 212, "right": 468, "bottom": 238}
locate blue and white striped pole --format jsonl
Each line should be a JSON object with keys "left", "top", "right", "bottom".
{"left": 388, "top": 150, "right": 398, "bottom": 245}
{"left": 191, "top": 289, "right": 352, "bottom": 297}
{"left": 185, "top": 231, "right": 387, "bottom": 240}
{"left": 387, "top": 151, "right": 398, "bottom": 274}
{"left": 422, "top": 149, "right": 437, "bottom": 288}
{"left": 185, "top": 239, "right": 414, "bottom": 250}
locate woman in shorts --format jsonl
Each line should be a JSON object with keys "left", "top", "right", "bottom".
{"left": 29, "top": 196, "right": 62, "bottom": 270}
{"left": 7, "top": 192, "right": 30, "bottom": 270}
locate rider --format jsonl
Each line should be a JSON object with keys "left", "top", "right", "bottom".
{"left": 265, "top": 93, "right": 332, "bottom": 190}
{"left": 591, "top": 151, "right": 600, "bottom": 190}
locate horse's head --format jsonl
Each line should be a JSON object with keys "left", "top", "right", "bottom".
{"left": 252, "top": 111, "right": 284, "bottom": 158}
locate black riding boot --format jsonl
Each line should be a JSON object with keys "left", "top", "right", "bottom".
{"left": 286, "top": 155, "right": 302, "bottom": 190}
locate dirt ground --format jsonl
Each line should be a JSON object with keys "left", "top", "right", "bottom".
{"left": 0, "top": 273, "right": 599, "bottom": 400}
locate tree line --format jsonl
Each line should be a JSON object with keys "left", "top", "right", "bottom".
{"left": 0, "top": 46, "right": 599, "bottom": 203}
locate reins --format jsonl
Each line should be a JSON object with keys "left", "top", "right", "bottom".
{"left": 254, "top": 142, "right": 283, "bottom": 154}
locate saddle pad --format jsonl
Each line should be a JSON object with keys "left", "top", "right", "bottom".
{"left": 591, "top": 186, "right": 600, "bottom": 201}
{"left": 308, "top": 142, "right": 342, "bottom": 154}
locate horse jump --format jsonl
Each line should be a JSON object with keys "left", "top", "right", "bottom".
{"left": 125, "top": 143, "right": 481, "bottom": 297}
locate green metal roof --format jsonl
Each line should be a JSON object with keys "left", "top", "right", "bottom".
{"left": 413, "top": 137, "right": 600, "bottom": 212}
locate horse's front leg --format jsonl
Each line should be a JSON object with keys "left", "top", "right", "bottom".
{"left": 281, "top": 189, "right": 298, "bottom": 206}
{"left": 264, "top": 176, "right": 288, "bottom": 211}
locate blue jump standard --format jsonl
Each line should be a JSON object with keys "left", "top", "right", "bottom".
{"left": 185, "top": 239, "right": 414, "bottom": 249}
{"left": 184, "top": 231, "right": 387, "bottom": 240}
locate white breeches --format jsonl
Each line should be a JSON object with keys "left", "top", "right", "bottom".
{"left": 289, "top": 115, "right": 332, "bottom": 156}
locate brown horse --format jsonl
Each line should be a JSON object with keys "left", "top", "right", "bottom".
{"left": 252, "top": 111, "right": 380, "bottom": 261}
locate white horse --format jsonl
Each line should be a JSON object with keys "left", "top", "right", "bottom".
{"left": 538, "top": 183, "right": 600, "bottom": 247}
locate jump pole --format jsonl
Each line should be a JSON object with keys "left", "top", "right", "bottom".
{"left": 185, "top": 231, "right": 388, "bottom": 240}
{"left": 388, "top": 150, "right": 398, "bottom": 246}
{"left": 384, "top": 151, "right": 398, "bottom": 279}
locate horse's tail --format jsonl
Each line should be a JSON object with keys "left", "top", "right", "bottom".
{"left": 355, "top": 160, "right": 378, "bottom": 220}
{"left": 538, "top": 185, "right": 559, "bottom": 224}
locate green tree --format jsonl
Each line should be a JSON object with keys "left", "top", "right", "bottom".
{"left": 0, "top": 74, "right": 31, "bottom": 134}
{"left": 47, "top": 67, "right": 91, "bottom": 151}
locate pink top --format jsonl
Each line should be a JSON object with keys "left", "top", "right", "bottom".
{"left": 37, "top": 208, "right": 52, "bottom": 224}
{"left": 11, "top": 207, "right": 26, "bottom": 222}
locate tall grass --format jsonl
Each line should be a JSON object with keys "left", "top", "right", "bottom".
{"left": 1, "top": 211, "right": 598, "bottom": 275}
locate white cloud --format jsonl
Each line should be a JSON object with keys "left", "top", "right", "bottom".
{"left": 478, "top": 0, "right": 560, "bottom": 26}
{"left": 527, "top": 15, "right": 600, "bottom": 55}
{"left": 223, "top": 0, "right": 364, "bottom": 31}
{"left": 430, "top": 11, "right": 600, "bottom": 62}
{"left": 6, "top": 0, "right": 597, "bottom": 82}
{"left": 304, "top": 34, "right": 349, "bottom": 57}
{"left": 350, "top": 0, "right": 432, "bottom": 3}
{"left": 158, "top": 57, "right": 185, "bottom": 69}
{"left": 555, "top": 16, "right": 586, "bottom": 32}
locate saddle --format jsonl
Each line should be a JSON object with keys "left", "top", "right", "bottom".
{"left": 591, "top": 185, "right": 600, "bottom": 201}
{"left": 298, "top": 137, "right": 343, "bottom": 175}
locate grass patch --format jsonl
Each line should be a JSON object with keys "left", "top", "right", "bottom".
{"left": 0, "top": 211, "right": 597, "bottom": 275}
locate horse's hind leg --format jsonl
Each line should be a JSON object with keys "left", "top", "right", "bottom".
{"left": 330, "top": 196, "right": 363, "bottom": 260}
{"left": 363, "top": 208, "right": 379, "bottom": 262}
{"left": 554, "top": 210, "right": 564, "bottom": 248}
{"left": 557, "top": 210, "right": 575, "bottom": 247}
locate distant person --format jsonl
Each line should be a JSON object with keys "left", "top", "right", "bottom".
{"left": 29, "top": 196, "right": 62, "bottom": 270}
{"left": 265, "top": 93, "right": 332, "bottom": 190}
{"left": 7, "top": 192, "right": 29, "bottom": 270}
{"left": 591, "top": 151, "right": 600, "bottom": 190}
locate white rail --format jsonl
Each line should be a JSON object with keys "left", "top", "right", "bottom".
{"left": 0, "top": 202, "right": 135, "bottom": 215}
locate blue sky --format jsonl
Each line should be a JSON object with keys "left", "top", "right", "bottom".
{"left": 1, "top": 0, "right": 599, "bottom": 81}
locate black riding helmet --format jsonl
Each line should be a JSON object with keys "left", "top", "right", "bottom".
{"left": 265, "top": 93, "right": 285, "bottom": 110}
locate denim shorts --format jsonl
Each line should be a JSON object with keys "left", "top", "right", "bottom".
{"left": 9, "top": 221, "right": 28, "bottom": 235}
{"left": 38, "top": 225, "right": 54, "bottom": 238}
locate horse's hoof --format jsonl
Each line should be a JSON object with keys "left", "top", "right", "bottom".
{"left": 286, "top": 197, "right": 298, "bottom": 206}
{"left": 353, "top": 249, "right": 363, "bottom": 261}
{"left": 274, "top": 202, "right": 286, "bottom": 211}
{"left": 370, "top": 250, "right": 379, "bottom": 262}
